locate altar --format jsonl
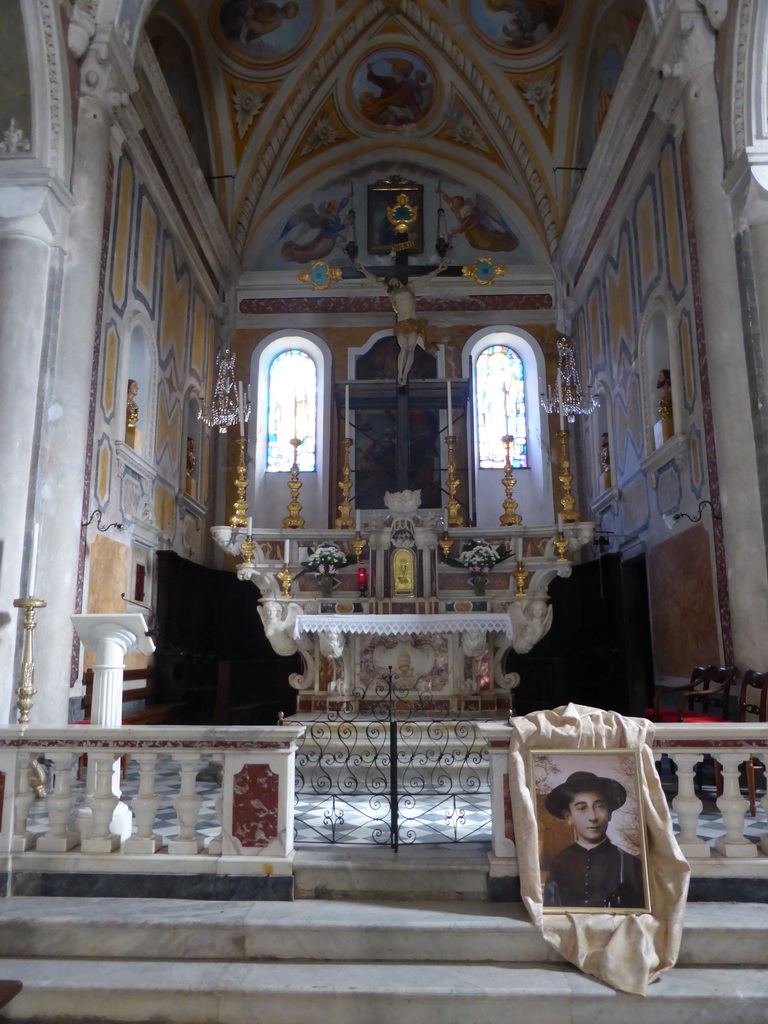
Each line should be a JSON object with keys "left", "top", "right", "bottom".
{"left": 212, "top": 491, "right": 594, "bottom": 719}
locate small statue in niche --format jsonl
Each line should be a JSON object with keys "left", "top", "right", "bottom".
{"left": 656, "top": 368, "right": 673, "bottom": 445}
{"left": 185, "top": 437, "right": 196, "bottom": 495}
{"left": 355, "top": 260, "right": 447, "bottom": 386}
{"left": 126, "top": 379, "right": 139, "bottom": 429}
{"left": 599, "top": 432, "right": 610, "bottom": 489}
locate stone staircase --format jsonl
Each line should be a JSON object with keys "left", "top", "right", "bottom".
{"left": 0, "top": 847, "right": 767, "bottom": 1023}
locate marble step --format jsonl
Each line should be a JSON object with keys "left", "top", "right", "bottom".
{"left": 0, "top": 898, "right": 765, "bottom": 967}
{"left": 1, "top": 958, "right": 768, "bottom": 1024}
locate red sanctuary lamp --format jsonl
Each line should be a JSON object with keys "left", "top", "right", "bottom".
{"left": 357, "top": 566, "right": 368, "bottom": 596}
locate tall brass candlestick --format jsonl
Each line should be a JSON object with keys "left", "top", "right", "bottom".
{"left": 229, "top": 436, "right": 249, "bottom": 527}
{"left": 444, "top": 434, "right": 463, "bottom": 527}
{"left": 557, "top": 429, "right": 579, "bottom": 522}
{"left": 12, "top": 597, "right": 46, "bottom": 727}
{"left": 283, "top": 437, "right": 305, "bottom": 528}
{"left": 335, "top": 438, "right": 353, "bottom": 528}
{"left": 499, "top": 435, "right": 522, "bottom": 526}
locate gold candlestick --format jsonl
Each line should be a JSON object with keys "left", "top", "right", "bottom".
{"left": 444, "top": 434, "right": 463, "bottom": 526}
{"left": 276, "top": 563, "right": 295, "bottom": 597}
{"left": 557, "top": 429, "right": 579, "bottom": 523}
{"left": 283, "top": 437, "right": 305, "bottom": 528}
{"left": 499, "top": 435, "right": 522, "bottom": 526}
{"left": 229, "top": 436, "right": 249, "bottom": 528}
{"left": 513, "top": 561, "right": 529, "bottom": 597}
{"left": 351, "top": 531, "right": 366, "bottom": 562}
{"left": 554, "top": 531, "right": 570, "bottom": 562}
{"left": 335, "top": 438, "right": 353, "bottom": 528}
{"left": 240, "top": 534, "right": 256, "bottom": 565}
{"left": 12, "top": 597, "right": 46, "bottom": 727}
{"left": 438, "top": 531, "right": 453, "bottom": 558}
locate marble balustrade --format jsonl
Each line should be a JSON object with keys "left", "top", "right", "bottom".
{"left": 0, "top": 722, "right": 766, "bottom": 884}
{"left": 0, "top": 725, "right": 304, "bottom": 877}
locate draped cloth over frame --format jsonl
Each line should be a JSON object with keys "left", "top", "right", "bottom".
{"left": 508, "top": 704, "right": 690, "bottom": 995}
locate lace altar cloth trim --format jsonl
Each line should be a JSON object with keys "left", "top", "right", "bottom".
{"left": 293, "top": 613, "right": 513, "bottom": 639}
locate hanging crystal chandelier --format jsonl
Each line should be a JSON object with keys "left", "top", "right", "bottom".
{"left": 540, "top": 337, "right": 599, "bottom": 423}
{"left": 199, "top": 349, "right": 250, "bottom": 432}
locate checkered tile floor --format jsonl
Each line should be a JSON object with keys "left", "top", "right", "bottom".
{"left": 23, "top": 753, "right": 767, "bottom": 847}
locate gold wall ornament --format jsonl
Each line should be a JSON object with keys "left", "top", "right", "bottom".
{"left": 240, "top": 534, "right": 256, "bottom": 565}
{"left": 392, "top": 548, "right": 415, "bottom": 593}
{"left": 438, "top": 531, "right": 453, "bottom": 558}
{"left": 461, "top": 257, "right": 505, "bottom": 285}
{"left": 283, "top": 437, "right": 305, "bottom": 528}
{"left": 298, "top": 261, "right": 343, "bottom": 291}
{"left": 557, "top": 429, "right": 579, "bottom": 522}
{"left": 351, "top": 532, "right": 366, "bottom": 563}
{"left": 499, "top": 434, "right": 522, "bottom": 526}
{"left": 513, "top": 561, "right": 529, "bottom": 597}
{"left": 229, "top": 436, "right": 250, "bottom": 528}
{"left": 335, "top": 438, "right": 353, "bottom": 528}
{"left": 387, "top": 192, "right": 419, "bottom": 235}
{"left": 12, "top": 597, "right": 46, "bottom": 727}
{"left": 554, "top": 532, "right": 570, "bottom": 562}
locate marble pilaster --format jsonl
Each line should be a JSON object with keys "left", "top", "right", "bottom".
{"left": 654, "top": 3, "right": 768, "bottom": 670}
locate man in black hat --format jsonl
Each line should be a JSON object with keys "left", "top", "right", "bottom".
{"left": 542, "top": 770, "right": 646, "bottom": 910}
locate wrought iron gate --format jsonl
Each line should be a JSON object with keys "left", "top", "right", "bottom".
{"left": 294, "top": 669, "right": 491, "bottom": 848}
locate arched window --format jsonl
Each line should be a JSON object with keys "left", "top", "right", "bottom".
{"left": 474, "top": 344, "right": 528, "bottom": 469}
{"left": 266, "top": 349, "right": 317, "bottom": 473}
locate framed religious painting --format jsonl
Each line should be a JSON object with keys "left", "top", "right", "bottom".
{"left": 366, "top": 176, "right": 424, "bottom": 255}
{"left": 530, "top": 749, "right": 651, "bottom": 914}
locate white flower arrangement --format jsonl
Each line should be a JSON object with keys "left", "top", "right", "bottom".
{"left": 456, "top": 541, "right": 503, "bottom": 575}
{"left": 303, "top": 542, "right": 349, "bottom": 577}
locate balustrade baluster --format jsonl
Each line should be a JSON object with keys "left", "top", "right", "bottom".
{"left": 36, "top": 752, "right": 78, "bottom": 852}
{"left": 82, "top": 752, "right": 121, "bottom": 853}
{"left": 714, "top": 751, "right": 758, "bottom": 858}
{"left": 11, "top": 751, "right": 35, "bottom": 851}
{"left": 168, "top": 753, "right": 203, "bottom": 854}
{"left": 670, "top": 752, "right": 710, "bottom": 858}
{"left": 124, "top": 752, "right": 162, "bottom": 854}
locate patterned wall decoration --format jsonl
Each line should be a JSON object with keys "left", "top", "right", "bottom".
{"left": 212, "top": 0, "right": 317, "bottom": 67}
{"left": 89, "top": 143, "right": 218, "bottom": 614}
{"left": 572, "top": 128, "right": 723, "bottom": 666}
{"left": 465, "top": 0, "right": 567, "bottom": 53}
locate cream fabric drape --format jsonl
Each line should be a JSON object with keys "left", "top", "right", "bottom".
{"left": 507, "top": 703, "right": 690, "bottom": 995}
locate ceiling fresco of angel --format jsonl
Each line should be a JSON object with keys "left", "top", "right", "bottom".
{"left": 212, "top": 0, "right": 317, "bottom": 65}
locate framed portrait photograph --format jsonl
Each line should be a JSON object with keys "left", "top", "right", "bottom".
{"left": 530, "top": 749, "right": 651, "bottom": 914}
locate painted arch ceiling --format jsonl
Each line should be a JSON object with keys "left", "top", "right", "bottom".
{"left": 133, "top": 0, "right": 645, "bottom": 276}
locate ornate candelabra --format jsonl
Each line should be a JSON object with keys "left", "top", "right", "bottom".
{"left": 335, "top": 438, "right": 353, "bottom": 529}
{"left": 499, "top": 435, "right": 522, "bottom": 526}
{"left": 351, "top": 531, "right": 366, "bottom": 562}
{"left": 282, "top": 438, "right": 305, "bottom": 528}
{"left": 275, "top": 562, "right": 295, "bottom": 597}
{"left": 438, "top": 531, "right": 453, "bottom": 559}
{"left": 444, "top": 434, "right": 463, "bottom": 527}
{"left": 229, "top": 437, "right": 249, "bottom": 528}
{"left": 12, "top": 597, "right": 46, "bottom": 727}
{"left": 240, "top": 533, "right": 256, "bottom": 565}
{"left": 513, "top": 561, "right": 529, "bottom": 597}
{"left": 557, "top": 429, "right": 579, "bottom": 522}
{"left": 554, "top": 531, "right": 570, "bottom": 562}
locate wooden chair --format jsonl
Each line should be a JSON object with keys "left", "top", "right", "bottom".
{"left": 646, "top": 665, "right": 737, "bottom": 723}
{"left": 738, "top": 669, "right": 768, "bottom": 815}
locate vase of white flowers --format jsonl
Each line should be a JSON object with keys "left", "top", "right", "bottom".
{"left": 442, "top": 540, "right": 506, "bottom": 596}
{"left": 296, "top": 542, "right": 351, "bottom": 597}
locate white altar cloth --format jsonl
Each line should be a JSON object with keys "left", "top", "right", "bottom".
{"left": 293, "top": 612, "right": 513, "bottom": 640}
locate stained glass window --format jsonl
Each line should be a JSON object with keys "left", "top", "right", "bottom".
{"left": 266, "top": 349, "right": 317, "bottom": 472}
{"left": 475, "top": 344, "right": 527, "bottom": 469}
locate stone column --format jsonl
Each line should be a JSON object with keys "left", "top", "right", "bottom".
{"left": 28, "top": 34, "right": 136, "bottom": 725}
{"left": 0, "top": 181, "right": 69, "bottom": 721}
{"left": 654, "top": 3, "right": 768, "bottom": 670}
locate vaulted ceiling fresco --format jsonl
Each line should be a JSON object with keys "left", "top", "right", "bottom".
{"left": 137, "top": 0, "right": 645, "bottom": 276}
